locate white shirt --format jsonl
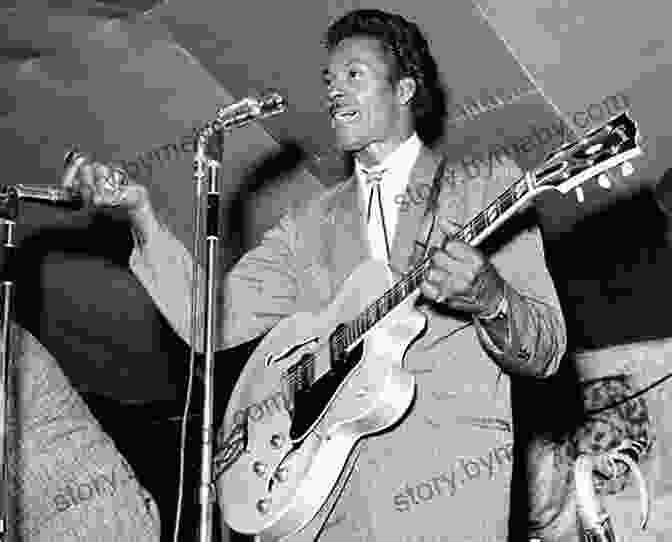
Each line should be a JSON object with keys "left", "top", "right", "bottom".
{"left": 355, "top": 133, "right": 422, "bottom": 261}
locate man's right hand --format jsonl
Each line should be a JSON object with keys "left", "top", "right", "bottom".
{"left": 61, "top": 150, "right": 157, "bottom": 240}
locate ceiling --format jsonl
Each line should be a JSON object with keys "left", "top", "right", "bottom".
{"left": 1, "top": 0, "right": 671, "bottom": 247}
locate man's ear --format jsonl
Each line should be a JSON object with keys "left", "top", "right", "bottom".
{"left": 397, "top": 77, "right": 416, "bottom": 106}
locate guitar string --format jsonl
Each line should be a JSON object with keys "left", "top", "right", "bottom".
{"left": 280, "top": 175, "right": 535, "bottom": 494}
{"left": 283, "top": 180, "right": 527, "bottom": 391}
{"left": 333, "top": 180, "right": 522, "bottom": 345}
{"left": 283, "top": 143, "right": 627, "bottom": 393}
{"left": 285, "top": 126, "right": 625, "bottom": 384}
{"left": 283, "top": 181, "right": 526, "bottom": 394}
{"left": 284, "top": 141, "right": 629, "bottom": 392}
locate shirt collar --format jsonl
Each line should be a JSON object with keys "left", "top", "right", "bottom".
{"left": 355, "top": 132, "right": 422, "bottom": 185}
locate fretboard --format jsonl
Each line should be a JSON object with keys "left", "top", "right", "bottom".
{"left": 338, "top": 174, "right": 531, "bottom": 350}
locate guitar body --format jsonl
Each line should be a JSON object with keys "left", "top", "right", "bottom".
{"left": 218, "top": 259, "right": 425, "bottom": 540}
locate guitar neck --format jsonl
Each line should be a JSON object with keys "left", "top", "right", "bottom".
{"left": 338, "top": 109, "right": 642, "bottom": 351}
{"left": 338, "top": 172, "right": 534, "bottom": 350}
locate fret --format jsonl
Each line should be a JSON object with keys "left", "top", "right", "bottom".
{"left": 462, "top": 225, "right": 474, "bottom": 244}
{"left": 398, "top": 281, "right": 407, "bottom": 300}
{"left": 390, "top": 288, "right": 400, "bottom": 307}
{"left": 515, "top": 181, "right": 527, "bottom": 199}
{"left": 457, "top": 182, "right": 528, "bottom": 247}
{"left": 400, "top": 278, "right": 409, "bottom": 298}
{"left": 365, "top": 306, "right": 373, "bottom": 330}
{"left": 486, "top": 205, "right": 499, "bottom": 225}
{"left": 472, "top": 214, "right": 486, "bottom": 233}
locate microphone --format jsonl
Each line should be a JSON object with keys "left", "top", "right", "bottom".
{"left": 207, "top": 90, "right": 287, "bottom": 133}
{"left": 1, "top": 184, "right": 82, "bottom": 206}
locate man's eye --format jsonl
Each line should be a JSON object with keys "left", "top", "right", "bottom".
{"left": 348, "top": 69, "right": 362, "bottom": 79}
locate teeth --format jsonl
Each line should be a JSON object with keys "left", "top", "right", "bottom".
{"left": 333, "top": 111, "right": 358, "bottom": 121}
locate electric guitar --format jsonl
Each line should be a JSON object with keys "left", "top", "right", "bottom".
{"left": 215, "top": 112, "right": 643, "bottom": 540}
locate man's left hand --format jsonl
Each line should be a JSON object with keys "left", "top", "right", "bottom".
{"left": 420, "top": 217, "right": 506, "bottom": 317}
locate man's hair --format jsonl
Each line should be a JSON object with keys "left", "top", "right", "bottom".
{"left": 324, "top": 9, "right": 448, "bottom": 146}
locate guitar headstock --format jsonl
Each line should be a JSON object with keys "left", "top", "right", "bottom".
{"left": 531, "top": 111, "right": 642, "bottom": 201}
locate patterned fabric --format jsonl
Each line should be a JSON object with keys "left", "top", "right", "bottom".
{"left": 6, "top": 325, "right": 161, "bottom": 541}
{"left": 527, "top": 374, "right": 655, "bottom": 540}
{"left": 571, "top": 375, "right": 655, "bottom": 495}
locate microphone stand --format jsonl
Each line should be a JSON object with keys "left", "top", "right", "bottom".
{"left": 193, "top": 124, "right": 223, "bottom": 542}
{"left": 189, "top": 90, "right": 286, "bottom": 542}
{"left": 0, "top": 188, "right": 19, "bottom": 541}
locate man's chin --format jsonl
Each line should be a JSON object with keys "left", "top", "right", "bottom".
{"left": 334, "top": 137, "right": 364, "bottom": 154}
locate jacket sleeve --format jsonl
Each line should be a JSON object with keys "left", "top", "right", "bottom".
{"left": 129, "top": 208, "right": 300, "bottom": 352}
{"left": 472, "top": 224, "right": 567, "bottom": 378}
{"left": 467, "top": 157, "right": 567, "bottom": 377}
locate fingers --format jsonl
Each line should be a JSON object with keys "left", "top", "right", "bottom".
{"left": 435, "top": 216, "right": 478, "bottom": 260}
{"left": 61, "top": 150, "right": 131, "bottom": 208}
{"left": 61, "top": 151, "right": 90, "bottom": 190}
{"left": 421, "top": 262, "right": 474, "bottom": 305}
{"left": 420, "top": 241, "right": 489, "bottom": 307}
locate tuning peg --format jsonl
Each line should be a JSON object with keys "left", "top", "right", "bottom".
{"left": 621, "top": 161, "right": 634, "bottom": 177}
{"left": 575, "top": 186, "right": 585, "bottom": 203}
{"left": 597, "top": 174, "right": 612, "bottom": 189}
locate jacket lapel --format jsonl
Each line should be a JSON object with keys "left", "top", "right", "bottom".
{"left": 388, "top": 146, "right": 441, "bottom": 275}
{"left": 319, "top": 145, "right": 443, "bottom": 294}
{"left": 320, "top": 176, "right": 371, "bottom": 293}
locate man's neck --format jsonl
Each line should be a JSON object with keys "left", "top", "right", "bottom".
{"left": 355, "top": 132, "right": 420, "bottom": 171}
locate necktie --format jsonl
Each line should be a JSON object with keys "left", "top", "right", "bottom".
{"left": 364, "top": 168, "right": 391, "bottom": 262}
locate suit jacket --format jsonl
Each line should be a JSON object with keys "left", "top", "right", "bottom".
{"left": 130, "top": 144, "right": 566, "bottom": 541}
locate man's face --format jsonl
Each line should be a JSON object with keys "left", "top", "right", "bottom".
{"left": 324, "top": 36, "right": 412, "bottom": 164}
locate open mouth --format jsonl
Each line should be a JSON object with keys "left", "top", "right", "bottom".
{"left": 331, "top": 109, "right": 360, "bottom": 123}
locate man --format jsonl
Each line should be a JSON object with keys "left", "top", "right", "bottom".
{"left": 63, "top": 9, "right": 566, "bottom": 541}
